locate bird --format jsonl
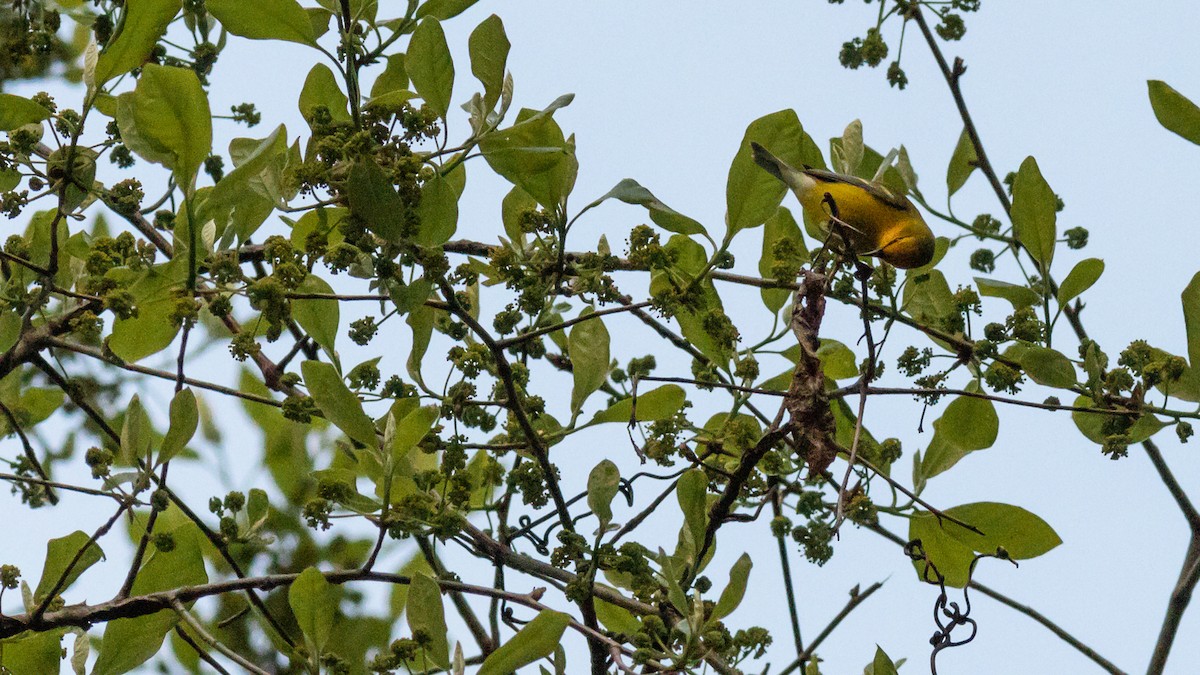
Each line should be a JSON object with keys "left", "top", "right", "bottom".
{"left": 751, "top": 142, "right": 935, "bottom": 269}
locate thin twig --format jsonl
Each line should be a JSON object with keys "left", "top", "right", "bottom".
{"left": 777, "top": 581, "right": 885, "bottom": 675}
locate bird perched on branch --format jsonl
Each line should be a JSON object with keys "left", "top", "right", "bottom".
{"left": 751, "top": 142, "right": 935, "bottom": 269}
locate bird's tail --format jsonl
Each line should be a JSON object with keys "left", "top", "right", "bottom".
{"left": 750, "top": 142, "right": 787, "bottom": 182}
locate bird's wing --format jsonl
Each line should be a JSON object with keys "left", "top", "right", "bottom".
{"left": 801, "top": 168, "right": 911, "bottom": 211}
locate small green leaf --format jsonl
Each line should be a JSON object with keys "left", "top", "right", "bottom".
{"left": 301, "top": 361, "right": 378, "bottom": 448}
{"left": 370, "top": 54, "right": 408, "bottom": 98}
{"left": 416, "top": 0, "right": 480, "bottom": 20}
{"left": 759, "top": 206, "right": 806, "bottom": 312}
{"left": 202, "top": 124, "right": 289, "bottom": 243}
{"left": 479, "top": 101, "right": 577, "bottom": 210}
{"left": 815, "top": 339, "right": 859, "bottom": 380}
{"left": 568, "top": 308, "right": 610, "bottom": 413}
{"left": 501, "top": 185, "right": 536, "bottom": 242}
{"left": 119, "top": 394, "right": 152, "bottom": 465}
{"left": 1057, "top": 258, "right": 1104, "bottom": 306}
{"left": 389, "top": 405, "right": 439, "bottom": 463}
{"left": 478, "top": 610, "right": 571, "bottom": 675}
{"left": 726, "top": 109, "right": 805, "bottom": 235}
{"left": 93, "top": 0, "right": 182, "bottom": 86}
{"left": 407, "top": 19, "right": 455, "bottom": 119}
{"left": 289, "top": 567, "right": 336, "bottom": 655}
{"left": 298, "top": 63, "right": 351, "bottom": 124}
{"left": 0, "top": 310, "right": 22, "bottom": 353}
{"left": 34, "top": 532, "right": 104, "bottom": 602}
{"left": 1006, "top": 341, "right": 1076, "bottom": 388}
{"left": 0, "top": 94, "right": 52, "bottom": 131}
{"left": 115, "top": 64, "right": 212, "bottom": 190}
{"left": 594, "top": 597, "right": 641, "bottom": 635}
{"left": 158, "top": 388, "right": 198, "bottom": 463}
{"left": 921, "top": 385, "right": 998, "bottom": 478}
{"left": 389, "top": 552, "right": 433, "bottom": 619}
{"left": 408, "top": 574, "right": 450, "bottom": 668}
{"left": 838, "top": 118, "right": 864, "bottom": 176}
{"left": 677, "top": 469, "right": 708, "bottom": 561}
{"left": 415, "top": 173, "right": 458, "bottom": 245}
{"left": 587, "top": 460, "right": 620, "bottom": 528}
{"left": 590, "top": 384, "right": 686, "bottom": 425}
{"left": 406, "top": 303, "right": 434, "bottom": 388}
{"left": 946, "top": 127, "right": 978, "bottom": 196}
{"left": 1148, "top": 80, "right": 1200, "bottom": 145}
{"left": 871, "top": 646, "right": 900, "bottom": 675}
{"left": 975, "top": 277, "right": 1041, "bottom": 309}
{"left": 1010, "top": 156, "right": 1057, "bottom": 273}
{"left": 587, "top": 178, "right": 705, "bottom": 236}
{"left": 346, "top": 158, "right": 407, "bottom": 242}
{"left": 207, "top": 0, "right": 317, "bottom": 47}
{"left": 903, "top": 270, "right": 957, "bottom": 327}
{"left": 1182, "top": 272, "right": 1200, "bottom": 368}
{"left": 469, "top": 14, "right": 509, "bottom": 111}
{"left": 711, "top": 553, "right": 752, "bottom": 620}
{"left": 292, "top": 274, "right": 340, "bottom": 356}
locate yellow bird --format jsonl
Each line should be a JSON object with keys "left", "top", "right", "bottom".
{"left": 751, "top": 142, "right": 935, "bottom": 269}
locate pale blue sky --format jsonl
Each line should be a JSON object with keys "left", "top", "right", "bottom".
{"left": 6, "top": 2, "right": 1200, "bottom": 673}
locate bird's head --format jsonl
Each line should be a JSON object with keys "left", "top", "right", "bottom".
{"left": 876, "top": 230, "right": 936, "bottom": 269}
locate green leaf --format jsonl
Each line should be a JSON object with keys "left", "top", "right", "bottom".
{"left": 469, "top": 14, "right": 509, "bottom": 111}
{"left": 93, "top": 0, "right": 182, "bottom": 86}
{"left": 479, "top": 100, "right": 577, "bottom": 210}
{"left": 837, "top": 119, "right": 864, "bottom": 175}
{"left": 0, "top": 628, "right": 66, "bottom": 674}
{"left": 677, "top": 469, "right": 708, "bottom": 562}
{"left": 108, "top": 261, "right": 185, "bottom": 362}
{"left": 477, "top": 610, "right": 571, "bottom": 675}
{"left": 346, "top": 158, "right": 408, "bottom": 243}
{"left": 34, "top": 532, "right": 104, "bottom": 602}
{"left": 207, "top": 0, "right": 317, "bottom": 46}
{"left": 946, "top": 127, "right": 978, "bottom": 196}
{"left": 1006, "top": 341, "right": 1076, "bottom": 388}
{"left": 590, "top": 384, "right": 686, "bottom": 425}
{"left": 119, "top": 394, "right": 152, "bottom": 465}
{"left": 202, "top": 125, "right": 289, "bottom": 243}
{"left": 0, "top": 94, "right": 52, "bottom": 131}
{"left": 871, "top": 646, "right": 900, "bottom": 675}
{"left": 388, "top": 552, "right": 433, "bottom": 619}
{"left": 415, "top": 173, "right": 458, "bottom": 245}
{"left": 407, "top": 19, "right": 455, "bottom": 119}
{"left": 1072, "top": 395, "right": 1164, "bottom": 445}
{"left": 726, "top": 109, "right": 805, "bottom": 235}
{"left": 568, "top": 308, "right": 610, "bottom": 413}
{"left": 711, "top": 553, "right": 752, "bottom": 620}
{"left": 416, "top": 0, "right": 480, "bottom": 20}
{"left": 408, "top": 574, "right": 450, "bottom": 668}
{"left": 759, "top": 206, "right": 806, "bottom": 313}
{"left": 1010, "top": 156, "right": 1057, "bottom": 274}
{"left": 289, "top": 567, "right": 336, "bottom": 655}
{"left": 975, "top": 277, "right": 1040, "bottom": 309}
{"left": 903, "top": 270, "right": 957, "bottom": 327}
{"left": 909, "top": 502, "right": 1061, "bottom": 588}
{"left": 92, "top": 525, "right": 207, "bottom": 675}
{"left": 587, "top": 460, "right": 620, "bottom": 528}
{"left": 587, "top": 178, "right": 705, "bottom": 236}
{"left": 370, "top": 53, "right": 408, "bottom": 98}
{"left": 921, "top": 386, "right": 998, "bottom": 478}
{"left": 301, "top": 360, "right": 378, "bottom": 449}
{"left": 650, "top": 235, "right": 731, "bottom": 364}
{"left": 298, "top": 63, "right": 351, "bottom": 124}
{"left": 0, "top": 311, "right": 21, "bottom": 354}
{"left": 594, "top": 597, "right": 641, "bottom": 635}
{"left": 501, "top": 185, "right": 536, "bottom": 242}
{"left": 1182, "top": 272, "right": 1200, "bottom": 368}
{"left": 406, "top": 303, "right": 435, "bottom": 388}
{"left": 816, "top": 339, "right": 858, "bottom": 380}
{"left": 158, "top": 388, "right": 197, "bottom": 463}
{"left": 1148, "top": 80, "right": 1200, "bottom": 145}
{"left": 1057, "top": 258, "right": 1104, "bottom": 306}
{"left": 292, "top": 274, "right": 340, "bottom": 356}
{"left": 115, "top": 64, "right": 212, "bottom": 190}
{"left": 388, "top": 405, "right": 439, "bottom": 463}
